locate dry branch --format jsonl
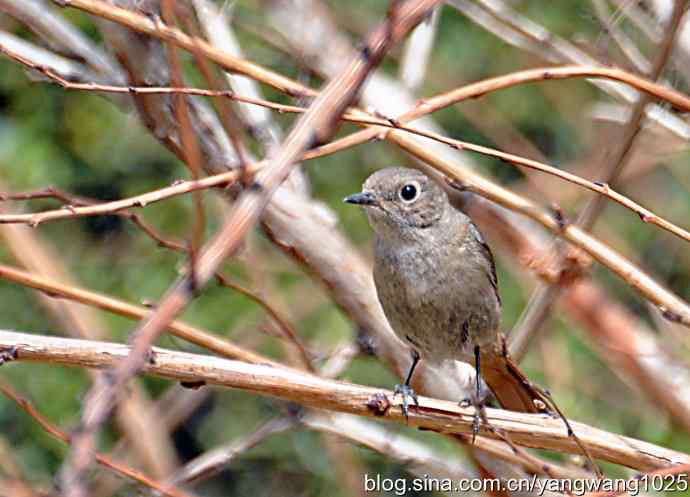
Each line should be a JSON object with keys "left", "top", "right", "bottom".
{"left": 167, "top": 417, "right": 296, "bottom": 485}
{"left": 53, "top": 1, "right": 690, "bottom": 113}
{"left": 52, "top": 0, "right": 311, "bottom": 97}
{"left": 0, "top": 330, "right": 688, "bottom": 473}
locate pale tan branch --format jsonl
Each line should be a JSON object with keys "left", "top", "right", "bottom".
{"left": 1, "top": 330, "right": 688, "bottom": 472}
{"left": 0, "top": 264, "right": 273, "bottom": 366}
{"left": 53, "top": 0, "right": 311, "bottom": 98}
{"left": 167, "top": 418, "right": 296, "bottom": 485}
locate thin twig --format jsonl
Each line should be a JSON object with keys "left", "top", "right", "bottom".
{"left": 160, "top": 0, "right": 206, "bottom": 272}
{"left": 52, "top": 0, "right": 690, "bottom": 122}
{"left": 215, "top": 273, "right": 312, "bottom": 371}
{"left": 4, "top": 38, "right": 690, "bottom": 242}
{"left": 0, "top": 379, "right": 195, "bottom": 497}
{"left": 0, "top": 168, "right": 243, "bottom": 226}
{"left": 2, "top": 55, "right": 690, "bottom": 245}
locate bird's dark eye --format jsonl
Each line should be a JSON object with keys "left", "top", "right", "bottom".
{"left": 399, "top": 183, "right": 419, "bottom": 202}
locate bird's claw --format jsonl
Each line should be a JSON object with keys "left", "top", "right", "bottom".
{"left": 459, "top": 395, "right": 483, "bottom": 444}
{"left": 394, "top": 383, "right": 419, "bottom": 419}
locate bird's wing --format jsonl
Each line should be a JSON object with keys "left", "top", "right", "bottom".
{"left": 468, "top": 222, "right": 500, "bottom": 306}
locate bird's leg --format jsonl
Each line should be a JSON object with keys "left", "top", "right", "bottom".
{"left": 459, "top": 345, "right": 485, "bottom": 443}
{"left": 471, "top": 344, "right": 484, "bottom": 442}
{"left": 394, "top": 349, "right": 420, "bottom": 419}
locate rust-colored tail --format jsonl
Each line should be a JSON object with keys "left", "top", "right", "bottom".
{"left": 479, "top": 337, "right": 601, "bottom": 475}
{"left": 479, "top": 338, "right": 549, "bottom": 414}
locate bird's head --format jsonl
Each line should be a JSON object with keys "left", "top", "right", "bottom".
{"left": 344, "top": 167, "right": 448, "bottom": 239}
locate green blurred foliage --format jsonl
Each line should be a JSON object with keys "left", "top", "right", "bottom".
{"left": 1, "top": 1, "right": 690, "bottom": 496}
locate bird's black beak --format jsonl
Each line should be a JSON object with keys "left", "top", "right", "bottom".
{"left": 343, "top": 191, "right": 378, "bottom": 206}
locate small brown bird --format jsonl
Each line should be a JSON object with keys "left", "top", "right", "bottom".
{"left": 345, "top": 166, "right": 546, "bottom": 416}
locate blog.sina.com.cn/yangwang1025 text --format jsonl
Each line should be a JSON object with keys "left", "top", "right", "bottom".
{"left": 363, "top": 473, "right": 689, "bottom": 496}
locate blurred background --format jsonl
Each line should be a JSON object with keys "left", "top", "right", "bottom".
{"left": 1, "top": 0, "right": 690, "bottom": 496}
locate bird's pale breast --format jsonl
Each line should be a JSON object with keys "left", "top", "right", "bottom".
{"left": 373, "top": 225, "right": 500, "bottom": 364}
